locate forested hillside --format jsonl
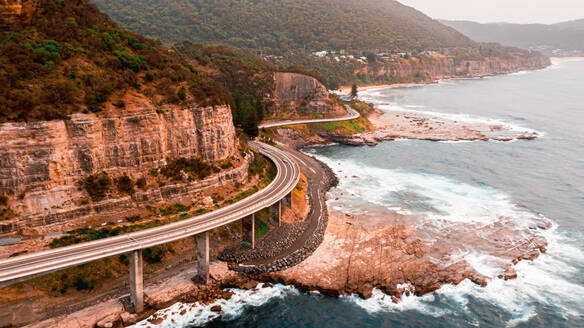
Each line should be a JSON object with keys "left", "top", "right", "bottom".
{"left": 0, "top": 0, "right": 279, "bottom": 130}
{"left": 0, "top": 0, "right": 233, "bottom": 122}
{"left": 92, "top": 0, "right": 475, "bottom": 53}
{"left": 441, "top": 19, "right": 584, "bottom": 56}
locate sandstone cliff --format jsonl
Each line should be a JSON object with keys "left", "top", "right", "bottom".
{"left": 0, "top": 0, "right": 38, "bottom": 29}
{"left": 357, "top": 53, "right": 550, "bottom": 82}
{"left": 0, "top": 105, "right": 241, "bottom": 234}
{"left": 271, "top": 72, "right": 338, "bottom": 115}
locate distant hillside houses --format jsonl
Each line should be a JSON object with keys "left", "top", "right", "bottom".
{"left": 308, "top": 49, "right": 439, "bottom": 63}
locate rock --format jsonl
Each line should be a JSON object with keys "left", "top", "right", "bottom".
{"left": 96, "top": 314, "right": 120, "bottom": 328}
{"left": 120, "top": 312, "right": 138, "bottom": 325}
{"left": 210, "top": 305, "right": 222, "bottom": 312}
{"left": 202, "top": 196, "right": 214, "bottom": 208}
{"left": 0, "top": 105, "right": 241, "bottom": 233}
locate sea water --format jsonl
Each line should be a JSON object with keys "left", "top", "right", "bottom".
{"left": 135, "top": 59, "right": 584, "bottom": 328}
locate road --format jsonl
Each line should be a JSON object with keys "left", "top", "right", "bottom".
{"left": 0, "top": 142, "right": 299, "bottom": 288}
{"left": 0, "top": 104, "right": 361, "bottom": 287}
{"left": 258, "top": 105, "right": 360, "bottom": 129}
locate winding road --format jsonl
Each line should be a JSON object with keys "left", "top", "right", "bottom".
{"left": 259, "top": 105, "right": 360, "bottom": 129}
{"left": 0, "top": 105, "right": 360, "bottom": 288}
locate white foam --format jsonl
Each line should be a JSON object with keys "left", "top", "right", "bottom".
{"left": 312, "top": 150, "right": 584, "bottom": 325}
{"left": 358, "top": 86, "right": 542, "bottom": 136}
{"left": 131, "top": 283, "right": 298, "bottom": 327}
{"left": 321, "top": 158, "right": 539, "bottom": 227}
{"left": 342, "top": 229, "right": 584, "bottom": 326}
{"left": 342, "top": 288, "right": 447, "bottom": 316}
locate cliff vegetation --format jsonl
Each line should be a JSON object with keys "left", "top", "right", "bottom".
{"left": 92, "top": 0, "right": 475, "bottom": 54}
{"left": 0, "top": 0, "right": 233, "bottom": 123}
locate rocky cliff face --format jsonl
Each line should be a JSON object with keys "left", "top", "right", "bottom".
{"left": 0, "top": 105, "right": 240, "bottom": 233}
{"left": 0, "top": 0, "right": 38, "bottom": 29}
{"left": 357, "top": 53, "right": 550, "bottom": 81}
{"left": 272, "top": 72, "right": 335, "bottom": 114}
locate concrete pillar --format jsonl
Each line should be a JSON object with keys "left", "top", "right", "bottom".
{"left": 242, "top": 214, "right": 255, "bottom": 248}
{"left": 196, "top": 231, "right": 210, "bottom": 284}
{"left": 282, "top": 191, "right": 293, "bottom": 209}
{"left": 269, "top": 200, "right": 281, "bottom": 227}
{"left": 129, "top": 249, "right": 144, "bottom": 313}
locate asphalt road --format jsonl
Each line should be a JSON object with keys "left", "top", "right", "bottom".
{"left": 258, "top": 105, "right": 360, "bottom": 129}
{"left": 0, "top": 104, "right": 361, "bottom": 287}
{"left": 0, "top": 142, "right": 299, "bottom": 288}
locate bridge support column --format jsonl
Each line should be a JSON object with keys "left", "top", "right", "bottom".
{"left": 282, "top": 191, "right": 293, "bottom": 209}
{"left": 196, "top": 231, "right": 209, "bottom": 284}
{"left": 129, "top": 249, "right": 144, "bottom": 313}
{"left": 269, "top": 200, "right": 281, "bottom": 227}
{"left": 242, "top": 214, "right": 255, "bottom": 248}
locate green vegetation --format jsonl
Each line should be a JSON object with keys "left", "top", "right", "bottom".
{"left": 29, "top": 257, "right": 127, "bottom": 295}
{"left": 172, "top": 43, "right": 274, "bottom": 136}
{"left": 115, "top": 174, "right": 135, "bottom": 195}
{"left": 160, "top": 156, "right": 214, "bottom": 181}
{"left": 0, "top": 0, "right": 230, "bottom": 122}
{"left": 248, "top": 151, "right": 277, "bottom": 184}
{"left": 93, "top": 0, "right": 474, "bottom": 54}
{"left": 255, "top": 215, "right": 270, "bottom": 239}
{"left": 271, "top": 100, "right": 375, "bottom": 137}
{"left": 0, "top": 208, "right": 17, "bottom": 220}
{"left": 79, "top": 172, "right": 112, "bottom": 201}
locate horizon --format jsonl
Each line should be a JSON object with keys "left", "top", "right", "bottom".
{"left": 398, "top": 0, "right": 584, "bottom": 25}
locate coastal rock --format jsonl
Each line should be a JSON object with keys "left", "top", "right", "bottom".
{"left": 0, "top": 105, "right": 240, "bottom": 234}
{"left": 357, "top": 54, "right": 550, "bottom": 82}
{"left": 325, "top": 109, "right": 542, "bottom": 146}
{"left": 264, "top": 208, "right": 551, "bottom": 300}
{"left": 120, "top": 312, "right": 138, "bottom": 325}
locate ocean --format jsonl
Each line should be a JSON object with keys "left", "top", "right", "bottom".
{"left": 134, "top": 59, "right": 584, "bottom": 328}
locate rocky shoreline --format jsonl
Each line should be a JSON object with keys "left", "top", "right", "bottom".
{"left": 320, "top": 108, "right": 540, "bottom": 147}
{"left": 219, "top": 161, "right": 338, "bottom": 274}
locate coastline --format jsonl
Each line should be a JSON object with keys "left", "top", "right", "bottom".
{"left": 25, "top": 64, "right": 553, "bottom": 328}
{"left": 550, "top": 56, "right": 584, "bottom": 62}
{"left": 338, "top": 82, "right": 425, "bottom": 95}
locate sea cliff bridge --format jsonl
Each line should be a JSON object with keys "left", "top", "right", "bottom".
{"left": 0, "top": 106, "right": 360, "bottom": 313}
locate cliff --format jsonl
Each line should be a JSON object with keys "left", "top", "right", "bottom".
{"left": 357, "top": 53, "right": 550, "bottom": 82}
{"left": 271, "top": 72, "right": 340, "bottom": 115}
{"left": 0, "top": 105, "right": 241, "bottom": 234}
{"left": 0, "top": 0, "right": 38, "bottom": 29}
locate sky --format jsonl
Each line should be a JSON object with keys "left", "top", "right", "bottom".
{"left": 398, "top": 0, "right": 584, "bottom": 24}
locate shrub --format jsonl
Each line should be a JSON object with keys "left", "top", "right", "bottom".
{"left": 115, "top": 174, "right": 135, "bottom": 195}
{"left": 136, "top": 177, "right": 147, "bottom": 190}
{"left": 143, "top": 245, "right": 173, "bottom": 263}
{"left": 0, "top": 208, "right": 17, "bottom": 220}
{"left": 80, "top": 172, "right": 112, "bottom": 201}
{"left": 125, "top": 215, "right": 141, "bottom": 222}
{"left": 0, "top": 194, "right": 7, "bottom": 206}
{"left": 177, "top": 87, "right": 186, "bottom": 101}
{"left": 160, "top": 157, "right": 212, "bottom": 181}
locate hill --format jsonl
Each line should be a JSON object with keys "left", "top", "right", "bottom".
{"left": 92, "top": 0, "right": 475, "bottom": 54}
{"left": 0, "top": 0, "right": 236, "bottom": 122}
{"left": 441, "top": 19, "right": 584, "bottom": 57}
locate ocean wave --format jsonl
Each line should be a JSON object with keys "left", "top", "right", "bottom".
{"left": 311, "top": 150, "right": 584, "bottom": 326}
{"left": 130, "top": 283, "right": 299, "bottom": 327}
{"left": 320, "top": 158, "right": 542, "bottom": 227}
{"left": 342, "top": 228, "right": 584, "bottom": 327}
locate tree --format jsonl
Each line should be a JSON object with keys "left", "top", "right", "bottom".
{"left": 351, "top": 83, "right": 358, "bottom": 99}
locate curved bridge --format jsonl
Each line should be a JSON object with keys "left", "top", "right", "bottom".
{"left": 258, "top": 105, "right": 360, "bottom": 129}
{"left": 0, "top": 104, "right": 360, "bottom": 312}
{"left": 0, "top": 142, "right": 299, "bottom": 308}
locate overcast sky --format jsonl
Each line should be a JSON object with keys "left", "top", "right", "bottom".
{"left": 398, "top": 0, "right": 584, "bottom": 24}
